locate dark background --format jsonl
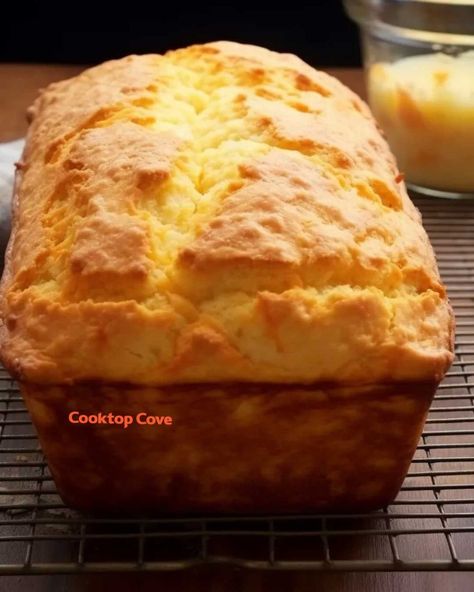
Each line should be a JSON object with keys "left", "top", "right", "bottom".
{"left": 0, "top": 1, "right": 361, "bottom": 67}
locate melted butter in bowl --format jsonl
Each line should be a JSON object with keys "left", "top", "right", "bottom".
{"left": 369, "top": 52, "right": 474, "bottom": 194}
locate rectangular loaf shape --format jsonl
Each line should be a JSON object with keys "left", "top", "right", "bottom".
{"left": 0, "top": 42, "right": 454, "bottom": 513}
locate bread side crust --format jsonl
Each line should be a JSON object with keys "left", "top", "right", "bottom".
{"left": 22, "top": 379, "right": 436, "bottom": 513}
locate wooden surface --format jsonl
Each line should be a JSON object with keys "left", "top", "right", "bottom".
{"left": 0, "top": 63, "right": 473, "bottom": 592}
{"left": 1, "top": 571, "right": 474, "bottom": 592}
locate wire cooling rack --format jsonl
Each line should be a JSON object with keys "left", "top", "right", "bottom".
{"left": 0, "top": 195, "right": 473, "bottom": 574}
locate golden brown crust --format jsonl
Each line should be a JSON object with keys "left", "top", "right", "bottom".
{"left": 0, "top": 42, "right": 454, "bottom": 385}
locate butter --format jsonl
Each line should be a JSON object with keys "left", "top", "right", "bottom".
{"left": 369, "top": 52, "right": 474, "bottom": 193}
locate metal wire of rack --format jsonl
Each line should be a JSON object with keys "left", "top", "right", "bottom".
{"left": 0, "top": 196, "right": 473, "bottom": 574}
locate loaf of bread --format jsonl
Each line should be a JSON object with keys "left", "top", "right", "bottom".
{"left": 0, "top": 42, "right": 454, "bottom": 513}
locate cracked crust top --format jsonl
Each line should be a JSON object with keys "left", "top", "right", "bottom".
{"left": 0, "top": 41, "right": 454, "bottom": 385}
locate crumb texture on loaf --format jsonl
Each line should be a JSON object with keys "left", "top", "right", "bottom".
{"left": 0, "top": 41, "right": 453, "bottom": 384}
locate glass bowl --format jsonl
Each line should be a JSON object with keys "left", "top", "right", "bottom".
{"left": 344, "top": 0, "right": 474, "bottom": 199}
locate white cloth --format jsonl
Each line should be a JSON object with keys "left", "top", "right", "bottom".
{"left": 0, "top": 140, "right": 25, "bottom": 261}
